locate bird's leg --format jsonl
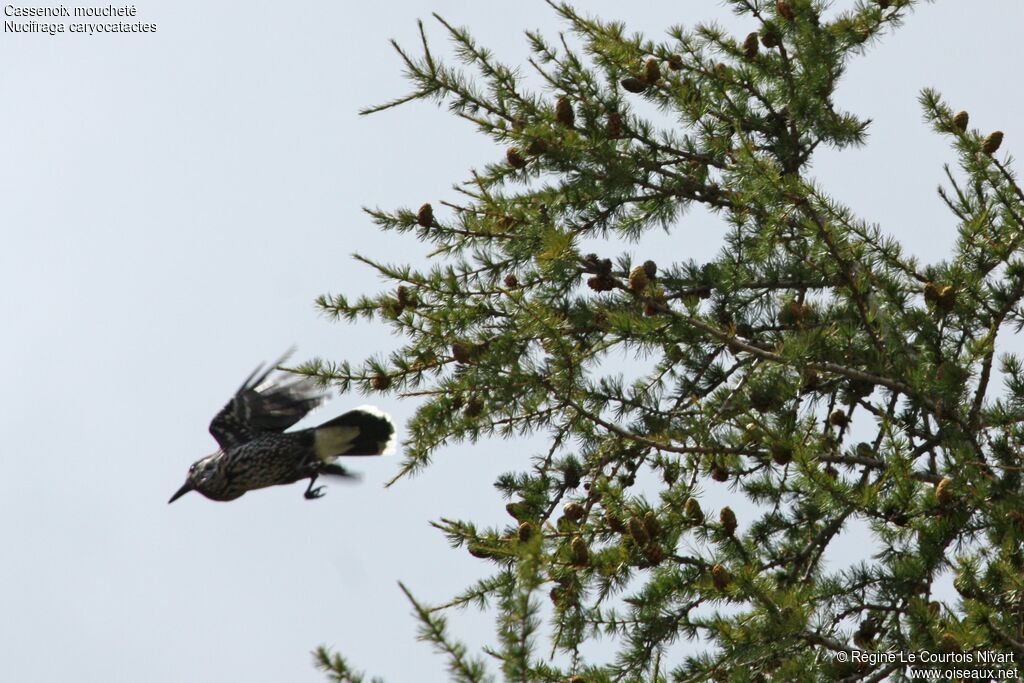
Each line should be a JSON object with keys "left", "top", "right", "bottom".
{"left": 303, "top": 474, "right": 325, "bottom": 500}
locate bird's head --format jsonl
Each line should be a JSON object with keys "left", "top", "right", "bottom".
{"left": 168, "top": 451, "right": 224, "bottom": 503}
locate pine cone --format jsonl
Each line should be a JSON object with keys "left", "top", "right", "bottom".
{"left": 829, "top": 409, "right": 849, "bottom": 428}
{"left": 506, "top": 147, "right": 527, "bottom": 168}
{"left": 607, "top": 110, "right": 623, "bottom": 138}
{"left": 720, "top": 506, "right": 738, "bottom": 535}
{"left": 935, "top": 476, "right": 954, "bottom": 505}
{"left": 982, "top": 131, "right": 1004, "bottom": 155}
{"left": 712, "top": 563, "right": 732, "bottom": 591}
{"left": 643, "top": 543, "right": 665, "bottom": 565}
{"left": 564, "top": 502, "right": 586, "bottom": 523}
{"left": 563, "top": 460, "right": 582, "bottom": 489}
{"left": 684, "top": 497, "right": 704, "bottom": 523}
{"left": 505, "top": 499, "right": 532, "bottom": 520}
{"left": 468, "top": 543, "right": 498, "bottom": 559}
{"left": 779, "top": 300, "right": 807, "bottom": 326}
{"left": 605, "top": 512, "right": 626, "bottom": 533}
{"left": 628, "top": 266, "right": 649, "bottom": 293}
{"left": 518, "top": 522, "right": 534, "bottom": 542}
{"left": 570, "top": 536, "right": 589, "bottom": 567}
{"left": 371, "top": 375, "right": 391, "bottom": 391}
{"left": 587, "top": 274, "right": 619, "bottom": 292}
{"left": 800, "top": 368, "right": 820, "bottom": 393}
{"left": 644, "top": 58, "right": 661, "bottom": 84}
{"left": 620, "top": 77, "right": 647, "bottom": 94}
{"left": 416, "top": 203, "right": 433, "bottom": 228}
{"left": 771, "top": 444, "right": 793, "bottom": 465}
{"left": 952, "top": 111, "right": 969, "bottom": 132}
{"left": 451, "top": 342, "right": 472, "bottom": 364}
{"left": 581, "top": 251, "right": 599, "bottom": 269}
{"left": 938, "top": 633, "right": 961, "bottom": 653}
{"left": 776, "top": 0, "right": 794, "bottom": 20}
{"left": 743, "top": 32, "right": 760, "bottom": 60}
{"left": 504, "top": 273, "right": 519, "bottom": 288}
{"left": 628, "top": 515, "right": 649, "bottom": 546}
{"left": 853, "top": 619, "right": 878, "bottom": 647}
{"left": 936, "top": 285, "right": 956, "bottom": 312}
{"left": 464, "top": 398, "right": 484, "bottom": 417}
{"left": 642, "top": 511, "right": 661, "bottom": 539}
{"left": 555, "top": 96, "right": 575, "bottom": 127}
{"left": 667, "top": 54, "right": 684, "bottom": 71}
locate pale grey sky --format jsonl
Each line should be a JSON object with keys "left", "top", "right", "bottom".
{"left": 2, "top": 2, "right": 1022, "bottom": 681}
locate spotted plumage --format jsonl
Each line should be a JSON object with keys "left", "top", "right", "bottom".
{"left": 169, "top": 353, "right": 395, "bottom": 503}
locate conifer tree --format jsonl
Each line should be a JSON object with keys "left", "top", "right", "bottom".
{"left": 307, "top": 1, "right": 1024, "bottom": 680}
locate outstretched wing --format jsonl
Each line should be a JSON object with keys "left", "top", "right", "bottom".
{"left": 208, "top": 351, "right": 325, "bottom": 449}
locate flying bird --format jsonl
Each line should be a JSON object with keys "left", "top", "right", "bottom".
{"left": 169, "top": 353, "right": 394, "bottom": 503}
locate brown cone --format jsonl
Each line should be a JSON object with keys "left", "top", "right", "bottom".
{"left": 621, "top": 77, "right": 647, "bottom": 94}
{"left": 451, "top": 342, "right": 472, "bottom": 364}
{"left": 570, "top": 536, "right": 589, "bottom": 567}
{"left": 685, "top": 497, "right": 704, "bottom": 523}
{"left": 416, "top": 203, "right": 433, "bottom": 228}
{"left": 555, "top": 96, "right": 575, "bottom": 127}
{"left": 720, "top": 506, "right": 738, "bottom": 535}
{"left": 743, "top": 32, "right": 760, "bottom": 60}
{"left": 982, "top": 131, "right": 1004, "bottom": 155}
{"left": 628, "top": 266, "right": 649, "bottom": 293}
{"left": 644, "top": 58, "right": 661, "bottom": 84}
{"left": 564, "top": 502, "right": 586, "bottom": 523}
{"left": 506, "top": 147, "right": 527, "bottom": 168}
{"left": 607, "top": 111, "right": 623, "bottom": 138}
{"left": 829, "top": 410, "right": 848, "bottom": 428}
{"left": 628, "top": 516, "right": 649, "bottom": 546}
{"left": 712, "top": 563, "right": 732, "bottom": 591}
{"left": 643, "top": 511, "right": 661, "bottom": 539}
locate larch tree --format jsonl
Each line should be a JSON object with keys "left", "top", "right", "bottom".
{"left": 305, "top": 1, "right": 1024, "bottom": 680}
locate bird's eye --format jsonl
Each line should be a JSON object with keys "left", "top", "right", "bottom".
{"left": 189, "top": 463, "right": 197, "bottom": 473}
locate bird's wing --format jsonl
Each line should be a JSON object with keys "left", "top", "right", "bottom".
{"left": 208, "top": 351, "right": 325, "bottom": 449}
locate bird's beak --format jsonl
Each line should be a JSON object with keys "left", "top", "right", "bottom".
{"left": 168, "top": 481, "right": 194, "bottom": 504}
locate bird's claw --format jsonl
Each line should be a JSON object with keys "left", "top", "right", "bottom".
{"left": 304, "top": 486, "right": 326, "bottom": 500}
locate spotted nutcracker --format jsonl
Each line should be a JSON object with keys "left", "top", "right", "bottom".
{"left": 168, "top": 353, "right": 395, "bottom": 503}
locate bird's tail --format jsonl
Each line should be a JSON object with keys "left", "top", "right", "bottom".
{"left": 312, "top": 406, "right": 396, "bottom": 461}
